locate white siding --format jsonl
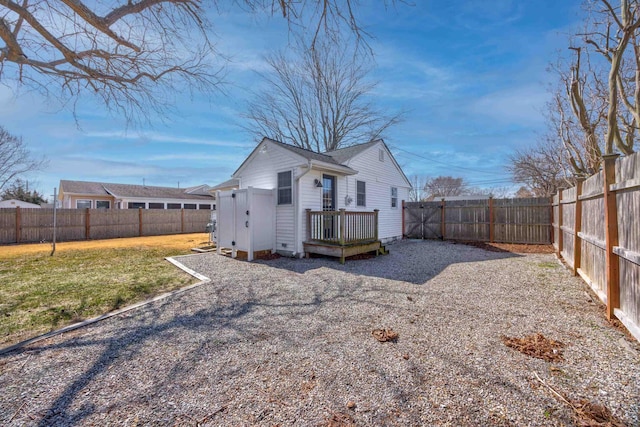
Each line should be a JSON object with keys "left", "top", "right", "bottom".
{"left": 343, "top": 142, "right": 411, "bottom": 242}
{"left": 235, "top": 142, "right": 303, "bottom": 255}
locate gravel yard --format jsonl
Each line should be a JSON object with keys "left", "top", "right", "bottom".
{"left": 1, "top": 239, "right": 639, "bottom": 426}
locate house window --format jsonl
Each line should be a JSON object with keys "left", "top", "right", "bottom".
{"left": 96, "top": 200, "right": 110, "bottom": 209}
{"left": 184, "top": 204, "right": 197, "bottom": 209}
{"left": 199, "top": 204, "right": 211, "bottom": 210}
{"left": 128, "top": 202, "right": 145, "bottom": 209}
{"left": 379, "top": 149, "right": 385, "bottom": 162}
{"left": 356, "top": 180, "right": 366, "bottom": 207}
{"left": 167, "top": 203, "right": 181, "bottom": 209}
{"left": 391, "top": 187, "right": 398, "bottom": 208}
{"left": 149, "top": 202, "right": 164, "bottom": 209}
{"left": 76, "top": 199, "right": 91, "bottom": 209}
{"left": 278, "top": 171, "right": 292, "bottom": 205}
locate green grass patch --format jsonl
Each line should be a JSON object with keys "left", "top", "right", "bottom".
{"left": 0, "top": 246, "right": 195, "bottom": 346}
{"left": 537, "top": 261, "right": 559, "bottom": 269}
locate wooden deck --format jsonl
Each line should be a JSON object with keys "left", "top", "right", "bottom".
{"left": 303, "top": 240, "right": 384, "bottom": 264}
{"left": 304, "top": 209, "right": 386, "bottom": 263}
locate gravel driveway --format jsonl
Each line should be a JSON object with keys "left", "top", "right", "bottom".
{"left": 1, "top": 240, "right": 639, "bottom": 426}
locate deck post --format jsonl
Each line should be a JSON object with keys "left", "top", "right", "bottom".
{"left": 374, "top": 209, "right": 379, "bottom": 241}
{"left": 573, "top": 177, "right": 584, "bottom": 276}
{"left": 603, "top": 154, "right": 620, "bottom": 320}
{"left": 306, "top": 208, "right": 311, "bottom": 241}
{"left": 339, "top": 209, "right": 346, "bottom": 245}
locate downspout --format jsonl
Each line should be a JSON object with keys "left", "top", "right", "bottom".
{"left": 294, "top": 160, "right": 313, "bottom": 257}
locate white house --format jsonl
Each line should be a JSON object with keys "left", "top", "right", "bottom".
{"left": 217, "top": 137, "right": 411, "bottom": 259}
{"left": 0, "top": 199, "right": 41, "bottom": 208}
{"left": 58, "top": 180, "right": 215, "bottom": 210}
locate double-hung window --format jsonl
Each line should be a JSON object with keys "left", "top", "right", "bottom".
{"left": 76, "top": 200, "right": 91, "bottom": 209}
{"left": 391, "top": 187, "right": 398, "bottom": 208}
{"left": 278, "top": 171, "right": 292, "bottom": 205}
{"left": 356, "top": 180, "right": 366, "bottom": 207}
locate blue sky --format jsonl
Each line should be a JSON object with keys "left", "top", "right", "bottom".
{"left": 1, "top": 0, "right": 583, "bottom": 199}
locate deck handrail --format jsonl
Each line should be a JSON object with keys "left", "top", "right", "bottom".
{"left": 305, "top": 208, "right": 379, "bottom": 245}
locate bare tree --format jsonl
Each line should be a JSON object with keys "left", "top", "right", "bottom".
{"left": 0, "top": 1, "right": 396, "bottom": 124}
{"left": 507, "top": 138, "right": 574, "bottom": 197}
{"left": 408, "top": 174, "right": 428, "bottom": 202}
{"left": 585, "top": 0, "right": 640, "bottom": 154}
{"left": 423, "top": 176, "right": 468, "bottom": 200}
{"left": 244, "top": 37, "right": 402, "bottom": 152}
{"left": 0, "top": 125, "right": 46, "bottom": 191}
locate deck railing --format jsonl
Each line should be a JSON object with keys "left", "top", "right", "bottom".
{"left": 305, "top": 208, "right": 379, "bottom": 245}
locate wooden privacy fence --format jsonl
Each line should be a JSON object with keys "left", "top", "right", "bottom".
{"left": 553, "top": 152, "right": 640, "bottom": 342}
{"left": 403, "top": 197, "right": 552, "bottom": 244}
{"left": 0, "top": 208, "right": 212, "bottom": 244}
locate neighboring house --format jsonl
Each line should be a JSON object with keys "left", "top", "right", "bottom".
{"left": 0, "top": 199, "right": 41, "bottom": 208}
{"left": 58, "top": 180, "right": 215, "bottom": 210}
{"left": 216, "top": 137, "right": 411, "bottom": 258}
{"left": 210, "top": 178, "right": 240, "bottom": 193}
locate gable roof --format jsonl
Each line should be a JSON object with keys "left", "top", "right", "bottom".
{"left": 211, "top": 178, "right": 240, "bottom": 191}
{"left": 325, "top": 140, "right": 381, "bottom": 164}
{"left": 59, "top": 180, "right": 214, "bottom": 201}
{"left": 232, "top": 137, "right": 410, "bottom": 187}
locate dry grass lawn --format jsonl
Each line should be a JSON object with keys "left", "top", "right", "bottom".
{"left": 0, "top": 233, "right": 210, "bottom": 347}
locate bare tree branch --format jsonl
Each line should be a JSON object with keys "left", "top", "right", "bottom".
{"left": 244, "top": 37, "right": 402, "bottom": 152}
{"left": 0, "top": 125, "right": 47, "bottom": 191}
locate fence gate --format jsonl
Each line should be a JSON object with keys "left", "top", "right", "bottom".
{"left": 404, "top": 202, "right": 442, "bottom": 239}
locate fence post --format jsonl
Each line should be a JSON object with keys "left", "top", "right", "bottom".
{"left": 489, "top": 196, "right": 494, "bottom": 243}
{"left": 181, "top": 208, "right": 185, "bottom": 233}
{"left": 573, "top": 177, "right": 585, "bottom": 276}
{"left": 603, "top": 154, "right": 620, "bottom": 321}
{"left": 440, "top": 198, "right": 446, "bottom": 240}
{"left": 339, "top": 208, "right": 346, "bottom": 245}
{"left": 15, "top": 206, "right": 21, "bottom": 244}
{"left": 556, "top": 190, "right": 563, "bottom": 260}
{"left": 305, "top": 209, "right": 311, "bottom": 241}
{"left": 85, "top": 208, "right": 91, "bottom": 240}
{"left": 139, "top": 208, "right": 143, "bottom": 237}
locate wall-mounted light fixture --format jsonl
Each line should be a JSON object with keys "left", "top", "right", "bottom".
{"left": 314, "top": 179, "right": 323, "bottom": 188}
{"left": 345, "top": 195, "right": 353, "bottom": 206}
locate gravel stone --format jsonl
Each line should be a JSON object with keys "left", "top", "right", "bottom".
{"left": 0, "top": 239, "right": 638, "bottom": 426}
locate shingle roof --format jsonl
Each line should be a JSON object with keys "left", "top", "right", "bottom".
{"left": 59, "top": 180, "right": 214, "bottom": 201}
{"left": 325, "top": 139, "right": 381, "bottom": 164}
{"left": 266, "top": 137, "right": 383, "bottom": 165}
{"left": 264, "top": 138, "right": 342, "bottom": 165}
{"left": 210, "top": 178, "right": 240, "bottom": 191}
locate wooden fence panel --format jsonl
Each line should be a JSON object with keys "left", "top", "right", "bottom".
{"left": 579, "top": 171, "right": 607, "bottom": 300}
{"left": 444, "top": 200, "right": 490, "bottom": 241}
{"left": 142, "top": 209, "right": 182, "bottom": 236}
{"left": 183, "top": 210, "right": 213, "bottom": 233}
{"left": 0, "top": 209, "right": 17, "bottom": 244}
{"left": 493, "top": 197, "right": 551, "bottom": 244}
{"left": 561, "top": 188, "right": 576, "bottom": 269}
{"left": 90, "top": 209, "right": 139, "bottom": 239}
{"left": 404, "top": 197, "right": 551, "bottom": 244}
{"left": 0, "top": 208, "right": 211, "bottom": 244}
{"left": 552, "top": 194, "right": 559, "bottom": 250}
{"left": 614, "top": 153, "right": 640, "bottom": 337}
